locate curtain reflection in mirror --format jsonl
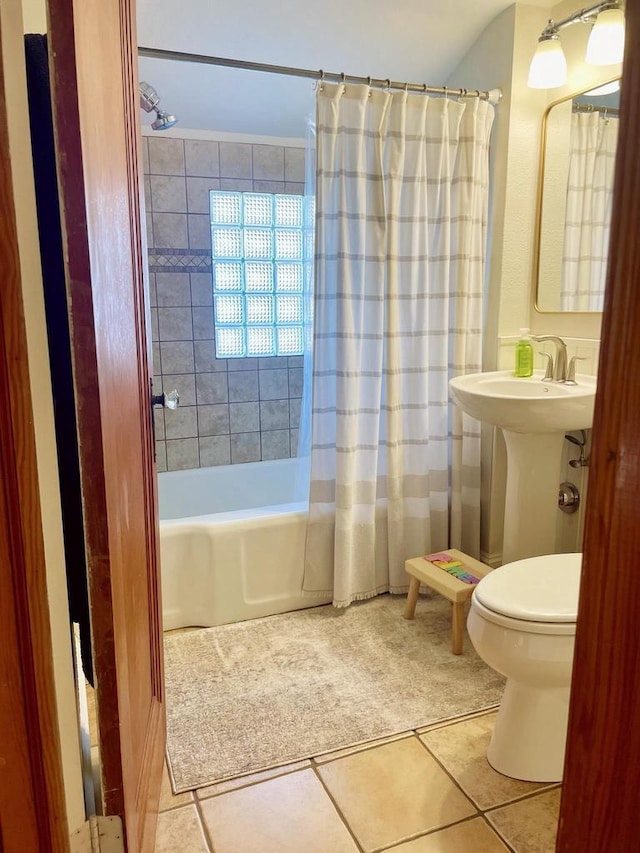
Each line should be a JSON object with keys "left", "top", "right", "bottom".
{"left": 561, "top": 110, "right": 619, "bottom": 310}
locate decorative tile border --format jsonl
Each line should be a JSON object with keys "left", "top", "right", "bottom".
{"left": 149, "top": 247, "right": 212, "bottom": 273}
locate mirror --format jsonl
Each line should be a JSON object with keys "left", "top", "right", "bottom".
{"left": 535, "top": 79, "right": 620, "bottom": 313}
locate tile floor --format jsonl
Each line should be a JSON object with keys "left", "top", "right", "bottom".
{"left": 86, "top": 640, "right": 560, "bottom": 852}
{"left": 154, "top": 709, "right": 561, "bottom": 853}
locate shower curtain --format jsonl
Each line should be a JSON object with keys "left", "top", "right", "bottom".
{"left": 561, "top": 111, "right": 619, "bottom": 311}
{"left": 303, "top": 82, "right": 494, "bottom": 607}
{"left": 297, "top": 116, "right": 316, "bottom": 460}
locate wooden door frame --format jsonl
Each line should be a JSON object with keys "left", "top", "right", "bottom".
{"left": 46, "top": 0, "right": 165, "bottom": 849}
{"left": 2, "top": 0, "right": 640, "bottom": 849}
{"left": 556, "top": 3, "right": 640, "bottom": 849}
{"left": 0, "top": 16, "right": 69, "bottom": 851}
{"left": 46, "top": 0, "right": 125, "bottom": 819}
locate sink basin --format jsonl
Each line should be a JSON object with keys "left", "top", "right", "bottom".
{"left": 449, "top": 370, "right": 596, "bottom": 434}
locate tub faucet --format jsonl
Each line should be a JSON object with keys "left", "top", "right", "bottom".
{"left": 531, "top": 335, "right": 568, "bottom": 382}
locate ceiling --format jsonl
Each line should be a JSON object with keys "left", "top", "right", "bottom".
{"left": 137, "top": 0, "right": 554, "bottom": 138}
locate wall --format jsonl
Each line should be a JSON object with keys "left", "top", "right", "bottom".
{"left": 448, "top": 4, "right": 525, "bottom": 563}
{"left": 529, "top": 0, "right": 620, "bottom": 338}
{"left": 448, "top": 1, "right": 617, "bottom": 563}
{"left": 21, "top": 0, "right": 46, "bottom": 30}
{"left": 448, "top": 3, "right": 549, "bottom": 563}
{"left": 451, "top": 0, "right": 616, "bottom": 346}
{"left": 6, "top": 0, "right": 86, "bottom": 834}
{"left": 142, "top": 130, "right": 306, "bottom": 471}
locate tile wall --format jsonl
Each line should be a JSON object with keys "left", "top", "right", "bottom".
{"left": 142, "top": 134, "right": 306, "bottom": 471}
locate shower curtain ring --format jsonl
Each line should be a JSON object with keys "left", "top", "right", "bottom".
{"left": 318, "top": 69, "right": 325, "bottom": 91}
{"left": 385, "top": 78, "right": 391, "bottom": 91}
{"left": 422, "top": 83, "right": 427, "bottom": 94}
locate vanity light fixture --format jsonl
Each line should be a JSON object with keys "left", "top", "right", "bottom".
{"left": 528, "top": 1, "right": 625, "bottom": 90}
{"left": 528, "top": 24, "right": 568, "bottom": 89}
{"left": 585, "top": 2, "right": 626, "bottom": 65}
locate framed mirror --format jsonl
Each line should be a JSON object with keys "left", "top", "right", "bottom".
{"left": 534, "top": 78, "right": 620, "bottom": 313}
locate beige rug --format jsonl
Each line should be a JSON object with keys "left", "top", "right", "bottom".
{"left": 164, "top": 594, "right": 504, "bottom": 793}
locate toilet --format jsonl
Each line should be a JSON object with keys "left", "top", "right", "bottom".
{"left": 467, "top": 552, "right": 582, "bottom": 783}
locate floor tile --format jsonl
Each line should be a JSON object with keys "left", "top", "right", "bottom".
{"left": 415, "top": 707, "right": 497, "bottom": 735}
{"left": 317, "top": 736, "right": 476, "bottom": 852}
{"left": 199, "top": 768, "right": 358, "bottom": 852}
{"left": 420, "top": 713, "right": 550, "bottom": 810}
{"left": 160, "top": 762, "right": 194, "bottom": 811}
{"left": 486, "top": 788, "right": 561, "bottom": 853}
{"left": 315, "top": 731, "right": 413, "bottom": 764}
{"left": 387, "top": 817, "right": 509, "bottom": 851}
{"left": 154, "top": 804, "right": 209, "bottom": 853}
{"left": 196, "top": 760, "right": 311, "bottom": 798}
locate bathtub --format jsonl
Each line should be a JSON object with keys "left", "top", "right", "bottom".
{"left": 158, "top": 457, "right": 330, "bottom": 630}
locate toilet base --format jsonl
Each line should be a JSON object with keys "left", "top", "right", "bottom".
{"left": 487, "top": 679, "right": 570, "bottom": 782}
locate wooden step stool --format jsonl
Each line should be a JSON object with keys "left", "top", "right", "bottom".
{"left": 404, "top": 549, "right": 493, "bottom": 655}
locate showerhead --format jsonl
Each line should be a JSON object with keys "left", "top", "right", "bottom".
{"left": 151, "top": 109, "right": 178, "bottom": 131}
{"left": 139, "top": 81, "right": 178, "bottom": 131}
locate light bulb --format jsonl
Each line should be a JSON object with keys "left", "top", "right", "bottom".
{"left": 586, "top": 7, "right": 625, "bottom": 66}
{"left": 528, "top": 36, "right": 568, "bottom": 89}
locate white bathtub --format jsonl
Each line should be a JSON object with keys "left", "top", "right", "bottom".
{"left": 158, "top": 457, "right": 330, "bottom": 630}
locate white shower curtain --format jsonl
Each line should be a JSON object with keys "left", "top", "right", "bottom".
{"left": 303, "top": 83, "right": 494, "bottom": 607}
{"left": 561, "top": 111, "right": 619, "bottom": 311}
{"left": 297, "top": 116, "right": 316, "bottom": 460}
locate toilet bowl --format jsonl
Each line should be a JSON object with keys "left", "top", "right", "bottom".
{"left": 467, "top": 552, "right": 582, "bottom": 783}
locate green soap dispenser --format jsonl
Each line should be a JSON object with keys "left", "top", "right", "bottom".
{"left": 514, "top": 328, "right": 533, "bottom": 377}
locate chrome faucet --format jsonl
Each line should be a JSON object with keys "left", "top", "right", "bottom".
{"left": 531, "top": 335, "right": 568, "bottom": 382}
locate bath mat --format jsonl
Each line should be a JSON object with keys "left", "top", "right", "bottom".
{"left": 164, "top": 593, "right": 504, "bottom": 793}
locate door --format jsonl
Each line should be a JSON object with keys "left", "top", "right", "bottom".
{"left": 47, "top": 0, "right": 164, "bottom": 850}
{"left": 0, "top": 8, "right": 68, "bottom": 847}
{"left": 557, "top": 2, "right": 640, "bottom": 848}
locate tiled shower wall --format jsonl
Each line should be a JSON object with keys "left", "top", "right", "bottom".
{"left": 142, "top": 134, "right": 306, "bottom": 471}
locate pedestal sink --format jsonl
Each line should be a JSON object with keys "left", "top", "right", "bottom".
{"left": 449, "top": 370, "right": 597, "bottom": 563}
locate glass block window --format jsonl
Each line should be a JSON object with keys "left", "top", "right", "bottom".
{"left": 211, "top": 191, "right": 307, "bottom": 358}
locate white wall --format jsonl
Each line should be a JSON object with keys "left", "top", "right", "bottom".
{"left": 528, "top": 0, "right": 619, "bottom": 339}
{"left": 3, "top": 0, "right": 85, "bottom": 834}
{"left": 21, "top": 0, "right": 46, "bottom": 31}
{"left": 447, "top": 1, "right": 617, "bottom": 562}
{"left": 447, "top": 3, "right": 548, "bottom": 562}
{"left": 136, "top": 0, "right": 547, "bottom": 137}
{"left": 534, "top": 0, "right": 623, "bottom": 315}
{"left": 451, "top": 0, "right": 618, "bottom": 346}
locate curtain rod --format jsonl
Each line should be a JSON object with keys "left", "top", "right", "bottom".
{"left": 137, "top": 46, "right": 502, "bottom": 105}
{"left": 573, "top": 103, "right": 620, "bottom": 115}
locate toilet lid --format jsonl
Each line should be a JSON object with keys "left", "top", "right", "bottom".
{"left": 474, "top": 553, "right": 582, "bottom": 622}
